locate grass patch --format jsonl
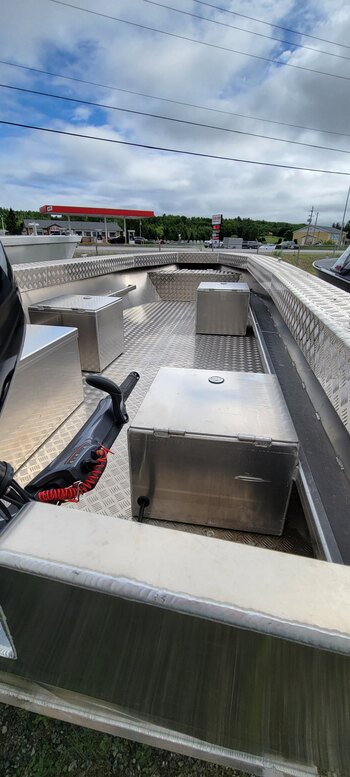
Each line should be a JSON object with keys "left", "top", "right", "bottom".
{"left": 275, "top": 250, "right": 340, "bottom": 276}
{"left": 260, "top": 236, "right": 279, "bottom": 244}
{"left": 0, "top": 705, "right": 252, "bottom": 777}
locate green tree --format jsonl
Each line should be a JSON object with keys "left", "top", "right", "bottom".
{"left": 240, "top": 219, "right": 258, "bottom": 241}
{"left": 0, "top": 207, "right": 307, "bottom": 243}
{"left": 5, "top": 208, "right": 18, "bottom": 235}
{"left": 154, "top": 225, "right": 164, "bottom": 241}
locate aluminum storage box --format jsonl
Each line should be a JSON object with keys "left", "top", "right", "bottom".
{"left": 128, "top": 367, "right": 299, "bottom": 535}
{"left": 196, "top": 281, "right": 250, "bottom": 335}
{"left": 29, "top": 294, "right": 124, "bottom": 372}
{"left": 0, "top": 324, "right": 83, "bottom": 470}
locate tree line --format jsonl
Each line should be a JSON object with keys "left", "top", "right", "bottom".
{"left": 2, "top": 207, "right": 350, "bottom": 242}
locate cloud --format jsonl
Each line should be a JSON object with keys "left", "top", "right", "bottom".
{"left": 0, "top": 0, "right": 350, "bottom": 223}
{"left": 72, "top": 106, "right": 91, "bottom": 122}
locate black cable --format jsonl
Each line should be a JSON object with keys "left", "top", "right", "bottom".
{"left": 5, "top": 492, "right": 23, "bottom": 508}
{"left": 2, "top": 58, "right": 350, "bottom": 140}
{"left": 2, "top": 119, "right": 350, "bottom": 175}
{"left": 137, "top": 497, "right": 150, "bottom": 523}
{"left": 142, "top": 0, "right": 350, "bottom": 62}
{"left": 0, "top": 502, "right": 12, "bottom": 523}
{"left": 11, "top": 479, "right": 32, "bottom": 503}
{"left": 48, "top": 0, "right": 350, "bottom": 83}
{"left": 192, "top": 0, "right": 350, "bottom": 51}
{"left": 3, "top": 83, "right": 350, "bottom": 156}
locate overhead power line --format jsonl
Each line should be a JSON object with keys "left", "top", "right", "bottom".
{"left": 2, "top": 58, "right": 350, "bottom": 140}
{"left": 192, "top": 0, "right": 350, "bottom": 51}
{"left": 47, "top": 0, "right": 350, "bottom": 83}
{"left": 1, "top": 119, "right": 350, "bottom": 176}
{"left": 142, "top": 0, "right": 350, "bottom": 62}
{"left": 3, "top": 82, "right": 350, "bottom": 156}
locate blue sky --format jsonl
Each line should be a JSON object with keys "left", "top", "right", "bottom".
{"left": 0, "top": 0, "right": 349, "bottom": 222}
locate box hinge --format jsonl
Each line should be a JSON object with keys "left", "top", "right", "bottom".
{"left": 153, "top": 428, "right": 186, "bottom": 437}
{"left": 237, "top": 434, "right": 272, "bottom": 447}
{"left": 255, "top": 437, "right": 273, "bottom": 448}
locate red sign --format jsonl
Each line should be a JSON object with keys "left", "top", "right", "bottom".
{"left": 211, "top": 214, "right": 222, "bottom": 226}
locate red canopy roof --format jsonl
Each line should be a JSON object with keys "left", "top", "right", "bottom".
{"left": 40, "top": 205, "right": 155, "bottom": 219}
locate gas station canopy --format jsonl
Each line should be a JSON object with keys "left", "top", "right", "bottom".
{"left": 40, "top": 205, "right": 155, "bottom": 242}
{"left": 40, "top": 206, "right": 155, "bottom": 219}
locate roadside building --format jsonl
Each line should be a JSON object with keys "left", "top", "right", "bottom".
{"left": 24, "top": 219, "right": 122, "bottom": 240}
{"left": 293, "top": 225, "right": 342, "bottom": 245}
{"left": 24, "top": 219, "right": 122, "bottom": 238}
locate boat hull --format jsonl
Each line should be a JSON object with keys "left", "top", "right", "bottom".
{"left": 313, "top": 258, "right": 350, "bottom": 291}
{"left": 1, "top": 235, "right": 80, "bottom": 264}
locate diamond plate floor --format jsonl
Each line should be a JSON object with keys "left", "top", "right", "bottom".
{"left": 16, "top": 301, "right": 312, "bottom": 556}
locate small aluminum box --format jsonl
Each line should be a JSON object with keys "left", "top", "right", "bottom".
{"left": 128, "top": 367, "right": 299, "bottom": 535}
{"left": 29, "top": 294, "right": 124, "bottom": 372}
{"left": 0, "top": 324, "right": 83, "bottom": 469}
{"left": 196, "top": 281, "right": 250, "bottom": 335}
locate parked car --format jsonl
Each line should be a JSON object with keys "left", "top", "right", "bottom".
{"left": 242, "top": 241, "right": 261, "bottom": 249}
{"left": 258, "top": 244, "right": 276, "bottom": 252}
{"left": 108, "top": 235, "right": 125, "bottom": 244}
{"left": 204, "top": 240, "right": 224, "bottom": 248}
{"left": 278, "top": 241, "right": 297, "bottom": 249}
{"left": 133, "top": 236, "right": 147, "bottom": 244}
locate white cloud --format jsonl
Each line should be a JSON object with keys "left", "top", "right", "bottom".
{"left": 0, "top": 0, "right": 350, "bottom": 223}
{"left": 72, "top": 106, "right": 91, "bottom": 122}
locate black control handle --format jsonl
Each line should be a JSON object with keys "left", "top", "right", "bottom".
{"left": 119, "top": 371, "right": 140, "bottom": 401}
{"left": 85, "top": 372, "right": 139, "bottom": 424}
{"left": 26, "top": 371, "right": 140, "bottom": 496}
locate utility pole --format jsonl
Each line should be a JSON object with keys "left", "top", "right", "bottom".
{"left": 305, "top": 206, "right": 314, "bottom": 246}
{"left": 312, "top": 211, "right": 319, "bottom": 245}
{"left": 339, "top": 185, "right": 350, "bottom": 247}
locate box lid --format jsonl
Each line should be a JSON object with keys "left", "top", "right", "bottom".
{"left": 31, "top": 294, "right": 120, "bottom": 312}
{"left": 21, "top": 324, "right": 78, "bottom": 362}
{"left": 130, "top": 367, "right": 298, "bottom": 444}
{"left": 197, "top": 282, "right": 249, "bottom": 293}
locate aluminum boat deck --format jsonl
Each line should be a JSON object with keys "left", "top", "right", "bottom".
{"left": 14, "top": 294, "right": 313, "bottom": 558}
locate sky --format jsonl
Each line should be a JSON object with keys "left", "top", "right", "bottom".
{"left": 1, "top": 0, "right": 350, "bottom": 223}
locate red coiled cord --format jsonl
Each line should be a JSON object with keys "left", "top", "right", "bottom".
{"left": 37, "top": 447, "right": 112, "bottom": 504}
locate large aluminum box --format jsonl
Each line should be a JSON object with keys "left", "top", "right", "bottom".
{"left": 128, "top": 367, "right": 299, "bottom": 535}
{"left": 0, "top": 324, "right": 83, "bottom": 470}
{"left": 196, "top": 281, "right": 250, "bottom": 335}
{"left": 29, "top": 294, "right": 124, "bottom": 372}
